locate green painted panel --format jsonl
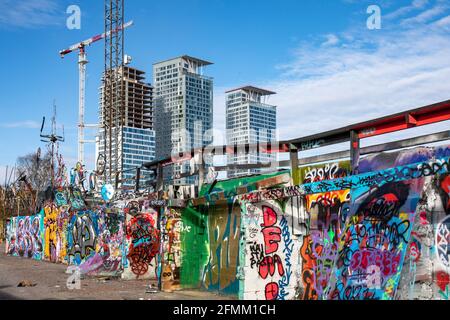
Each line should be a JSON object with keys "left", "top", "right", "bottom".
{"left": 180, "top": 206, "right": 209, "bottom": 289}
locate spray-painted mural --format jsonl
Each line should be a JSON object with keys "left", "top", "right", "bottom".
{"left": 122, "top": 211, "right": 160, "bottom": 280}
{"left": 203, "top": 202, "right": 241, "bottom": 295}
{"left": 326, "top": 179, "right": 425, "bottom": 300}
{"left": 161, "top": 208, "right": 183, "bottom": 291}
{"left": 237, "top": 152, "right": 449, "bottom": 300}
{"left": 44, "top": 204, "right": 58, "bottom": 262}
{"left": 395, "top": 173, "right": 450, "bottom": 300}
{"left": 78, "top": 209, "right": 125, "bottom": 276}
{"left": 4, "top": 144, "right": 449, "bottom": 300}
{"left": 67, "top": 211, "right": 98, "bottom": 265}
{"left": 6, "top": 212, "right": 44, "bottom": 260}
{"left": 240, "top": 200, "right": 301, "bottom": 300}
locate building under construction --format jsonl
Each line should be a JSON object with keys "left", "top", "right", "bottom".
{"left": 96, "top": 65, "right": 155, "bottom": 188}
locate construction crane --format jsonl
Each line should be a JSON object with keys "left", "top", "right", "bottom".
{"left": 59, "top": 20, "right": 133, "bottom": 166}
{"left": 104, "top": 0, "right": 127, "bottom": 186}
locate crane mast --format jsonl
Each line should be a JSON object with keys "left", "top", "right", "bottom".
{"left": 104, "top": 0, "right": 125, "bottom": 186}
{"left": 59, "top": 18, "right": 132, "bottom": 168}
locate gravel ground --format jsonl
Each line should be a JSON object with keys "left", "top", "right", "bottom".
{"left": 0, "top": 243, "right": 233, "bottom": 300}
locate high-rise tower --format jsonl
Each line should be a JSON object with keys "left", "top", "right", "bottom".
{"left": 153, "top": 55, "right": 213, "bottom": 185}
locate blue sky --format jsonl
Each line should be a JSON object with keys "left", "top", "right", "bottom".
{"left": 1, "top": 0, "right": 450, "bottom": 180}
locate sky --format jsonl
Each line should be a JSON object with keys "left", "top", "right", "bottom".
{"left": 0, "top": 0, "right": 450, "bottom": 183}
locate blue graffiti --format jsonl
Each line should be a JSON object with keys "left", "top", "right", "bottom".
{"left": 278, "top": 216, "right": 293, "bottom": 300}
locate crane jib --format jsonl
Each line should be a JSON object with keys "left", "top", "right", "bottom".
{"left": 59, "top": 20, "right": 133, "bottom": 56}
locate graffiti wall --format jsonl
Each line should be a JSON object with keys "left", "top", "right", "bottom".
{"left": 0, "top": 219, "right": 4, "bottom": 241}
{"left": 240, "top": 200, "right": 301, "bottom": 300}
{"left": 78, "top": 209, "right": 125, "bottom": 276}
{"left": 44, "top": 204, "right": 58, "bottom": 262}
{"left": 326, "top": 179, "right": 426, "bottom": 300}
{"left": 160, "top": 208, "right": 184, "bottom": 291}
{"left": 202, "top": 202, "right": 241, "bottom": 295}
{"left": 3, "top": 144, "right": 449, "bottom": 300}
{"left": 5, "top": 212, "right": 44, "bottom": 260}
{"left": 396, "top": 173, "right": 450, "bottom": 300}
{"left": 66, "top": 210, "right": 99, "bottom": 265}
{"left": 122, "top": 210, "right": 160, "bottom": 280}
{"left": 299, "top": 161, "right": 350, "bottom": 184}
{"left": 56, "top": 206, "right": 70, "bottom": 264}
{"left": 180, "top": 206, "right": 209, "bottom": 289}
{"left": 237, "top": 150, "right": 449, "bottom": 300}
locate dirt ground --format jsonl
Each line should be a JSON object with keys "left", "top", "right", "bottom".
{"left": 0, "top": 243, "right": 233, "bottom": 300}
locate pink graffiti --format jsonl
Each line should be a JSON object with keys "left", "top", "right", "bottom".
{"left": 350, "top": 248, "right": 401, "bottom": 277}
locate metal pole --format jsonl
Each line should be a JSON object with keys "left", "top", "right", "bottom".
{"left": 135, "top": 167, "right": 141, "bottom": 193}
{"left": 350, "top": 130, "right": 360, "bottom": 175}
{"left": 289, "top": 145, "right": 299, "bottom": 186}
{"left": 78, "top": 47, "right": 88, "bottom": 164}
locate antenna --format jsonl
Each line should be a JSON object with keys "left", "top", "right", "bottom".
{"left": 40, "top": 101, "right": 65, "bottom": 189}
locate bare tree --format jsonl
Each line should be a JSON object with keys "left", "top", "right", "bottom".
{"left": 16, "top": 150, "right": 52, "bottom": 192}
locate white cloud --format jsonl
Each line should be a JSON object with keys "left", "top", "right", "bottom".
{"left": 252, "top": 8, "right": 450, "bottom": 142}
{"left": 1, "top": 120, "right": 41, "bottom": 129}
{"left": 322, "top": 34, "right": 340, "bottom": 46}
{"left": 385, "top": 0, "right": 429, "bottom": 20}
{"left": 434, "top": 14, "right": 450, "bottom": 27}
{"left": 401, "top": 2, "right": 450, "bottom": 25}
{"left": 0, "top": 0, "right": 63, "bottom": 29}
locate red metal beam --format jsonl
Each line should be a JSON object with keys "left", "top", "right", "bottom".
{"left": 356, "top": 100, "right": 450, "bottom": 138}
{"left": 144, "top": 99, "right": 450, "bottom": 169}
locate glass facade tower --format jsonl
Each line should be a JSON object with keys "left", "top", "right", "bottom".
{"left": 226, "top": 86, "right": 277, "bottom": 178}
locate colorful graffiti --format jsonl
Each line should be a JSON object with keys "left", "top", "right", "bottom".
{"left": 395, "top": 173, "right": 450, "bottom": 300}
{"left": 3, "top": 144, "right": 450, "bottom": 301}
{"left": 79, "top": 210, "right": 125, "bottom": 276}
{"left": 122, "top": 211, "right": 160, "bottom": 280}
{"left": 6, "top": 212, "right": 44, "bottom": 260}
{"left": 300, "top": 161, "right": 349, "bottom": 184}
{"left": 56, "top": 207, "right": 70, "bottom": 264}
{"left": 161, "top": 208, "right": 183, "bottom": 291}
{"left": 238, "top": 151, "right": 449, "bottom": 300}
{"left": 203, "top": 202, "right": 241, "bottom": 295}
{"left": 326, "top": 180, "right": 423, "bottom": 300}
{"left": 67, "top": 211, "right": 98, "bottom": 265}
{"left": 44, "top": 205, "right": 58, "bottom": 262}
{"left": 241, "top": 202, "right": 300, "bottom": 300}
